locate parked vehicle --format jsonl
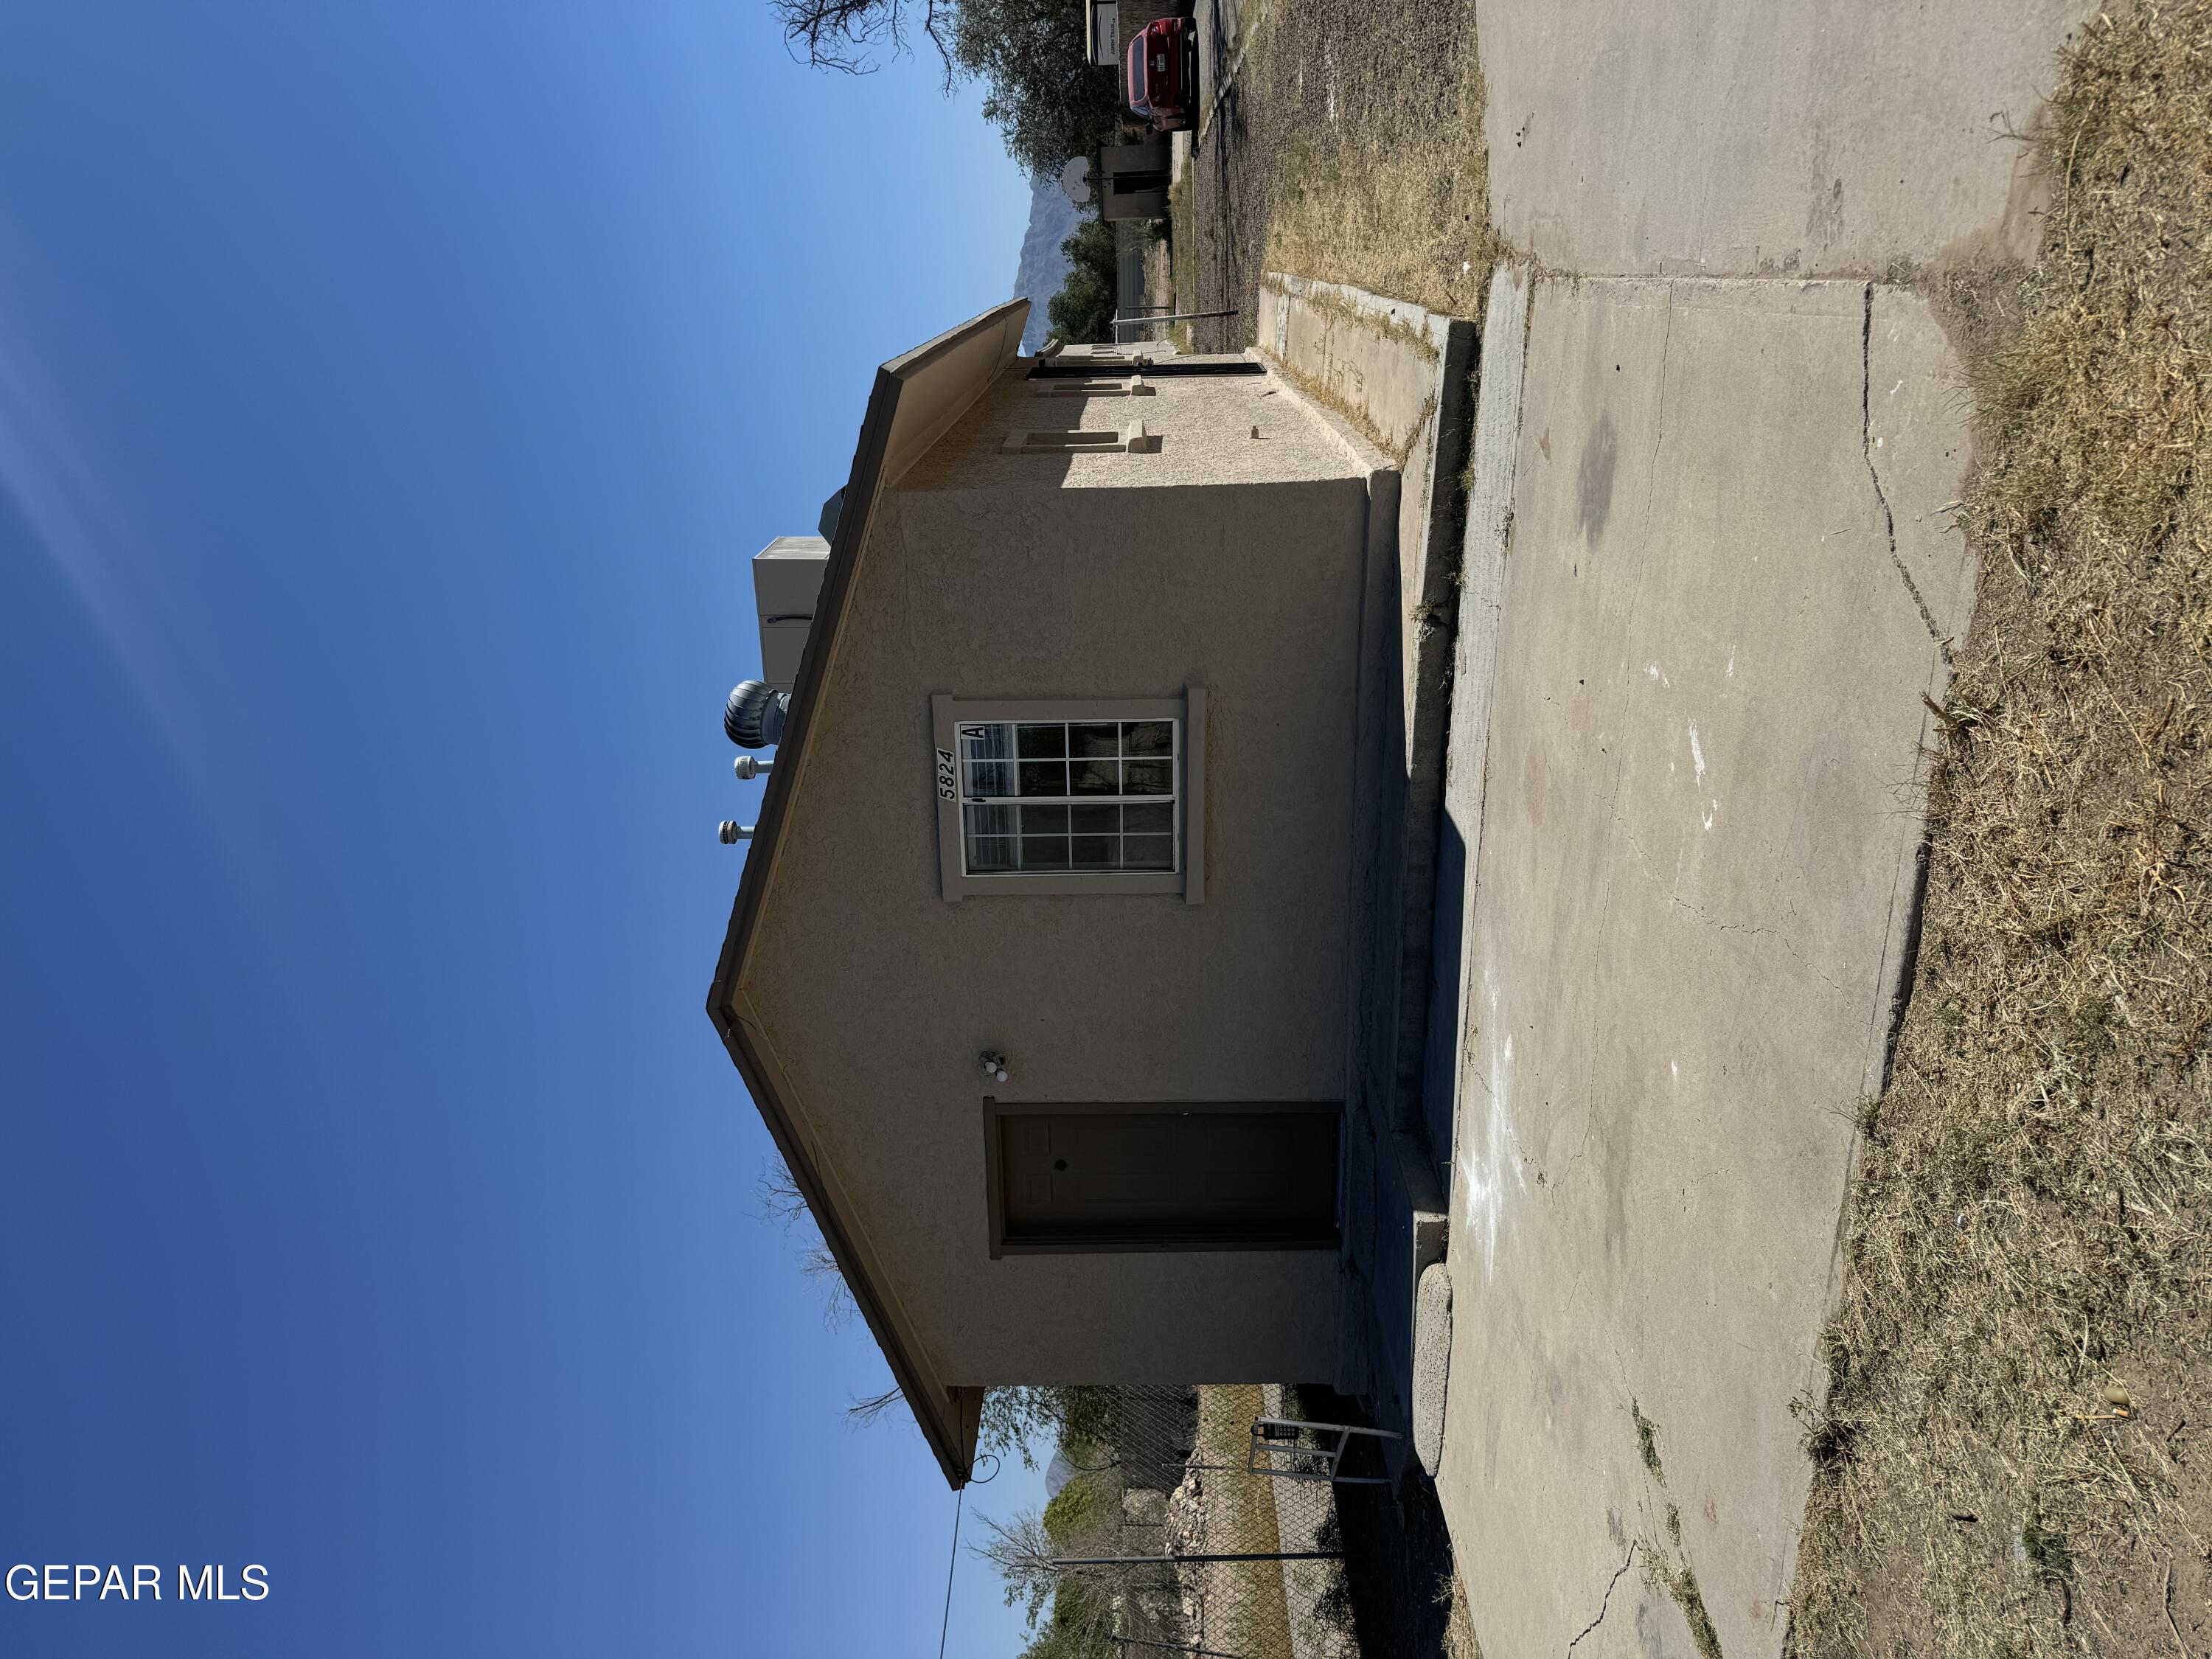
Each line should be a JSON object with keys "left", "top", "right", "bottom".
{"left": 1124, "top": 15, "right": 1198, "bottom": 133}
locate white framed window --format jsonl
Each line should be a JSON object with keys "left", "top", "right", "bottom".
{"left": 957, "top": 717, "right": 1178, "bottom": 873}
{"left": 931, "top": 691, "right": 1206, "bottom": 902}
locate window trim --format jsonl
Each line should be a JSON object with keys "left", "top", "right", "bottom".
{"left": 931, "top": 689, "right": 1206, "bottom": 902}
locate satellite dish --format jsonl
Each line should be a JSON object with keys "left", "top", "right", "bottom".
{"left": 1058, "top": 156, "right": 1091, "bottom": 206}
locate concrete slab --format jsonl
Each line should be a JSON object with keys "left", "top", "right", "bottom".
{"left": 1433, "top": 276, "right": 1973, "bottom": 1658}
{"left": 1480, "top": 0, "right": 2093, "bottom": 276}
{"left": 1258, "top": 273, "right": 1479, "bottom": 1462}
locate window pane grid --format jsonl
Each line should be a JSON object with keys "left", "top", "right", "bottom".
{"left": 957, "top": 720, "right": 1178, "bottom": 876}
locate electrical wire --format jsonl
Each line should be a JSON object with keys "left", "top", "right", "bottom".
{"left": 936, "top": 1452, "right": 1001, "bottom": 1659}
{"left": 936, "top": 1487, "right": 964, "bottom": 1659}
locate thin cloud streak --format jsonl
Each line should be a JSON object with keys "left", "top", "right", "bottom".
{"left": 0, "top": 304, "right": 218, "bottom": 815}
{"left": 0, "top": 284, "right": 326, "bottom": 1010}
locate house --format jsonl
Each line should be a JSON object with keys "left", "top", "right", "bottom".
{"left": 1097, "top": 140, "right": 1172, "bottom": 223}
{"left": 706, "top": 300, "right": 1421, "bottom": 1486}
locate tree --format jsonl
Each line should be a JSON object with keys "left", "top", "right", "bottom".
{"left": 770, "top": 0, "right": 950, "bottom": 76}
{"left": 756, "top": 1190, "right": 1120, "bottom": 1458}
{"left": 1015, "top": 1587, "right": 1121, "bottom": 1659}
{"left": 757, "top": 1156, "right": 857, "bottom": 1327}
{"left": 976, "top": 1511, "right": 1119, "bottom": 1640}
{"left": 772, "top": 0, "right": 1122, "bottom": 176}
{"left": 978, "top": 1384, "right": 1118, "bottom": 1467}
{"left": 1046, "top": 216, "right": 1119, "bottom": 346}
{"left": 975, "top": 1500, "right": 1124, "bottom": 1659}
{"left": 947, "top": 0, "right": 1124, "bottom": 177}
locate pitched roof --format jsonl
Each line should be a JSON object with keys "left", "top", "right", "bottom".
{"left": 706, "top": 300, "right": 1028, "bottom": 1487}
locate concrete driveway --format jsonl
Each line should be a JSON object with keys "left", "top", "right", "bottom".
{"left": 1482, "top": 0, "right": 2094, "bottom": 274}
{"left": 1409, "top": 2, "right": 2101, "bottom": 1649}
{"left": 1432, "top": 276, "right": 1977, "bottom": 1657}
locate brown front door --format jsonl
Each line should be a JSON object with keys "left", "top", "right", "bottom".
{"left": 989, "top": 1103, "right": 1341, "bottom": 1253}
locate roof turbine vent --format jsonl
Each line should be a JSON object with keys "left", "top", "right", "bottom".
{"left": 723, "top": 681, "right": 790, "bottom": 749}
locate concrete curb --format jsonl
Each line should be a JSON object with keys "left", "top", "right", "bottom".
{"left": 1258, "top": 268, "right": 1481, "bottom": 1464}
{"left": 1412, "top": 1262, "right": 1453, "bottom": 1477}
{"left": 1423, "top": 265, "right": 1531, "bottom": 1192}
{"left": 1258, "top": 270, "right": 1475, "bottom": 1175}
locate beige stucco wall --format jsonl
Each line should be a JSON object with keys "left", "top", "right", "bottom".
{"left": 737, "top": 364, "right": 1376, "bottom": 1386}
{"left": 900, "top": 355, "right": 1364, "bottom": 492}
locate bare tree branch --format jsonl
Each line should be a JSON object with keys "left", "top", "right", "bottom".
{"left": 847, "top": 1385, "right": 908, "bottom": 1427}
{"left": 973, "top": 1509, "right": 1062, "bottom": 1626}
{"left": 756, "top": 1158, "right": 810, "bottom": 1227}
{"left": 771, "top": 0, "right": 955, "bottom": 78}
{"left": 973, "top": 1509, "right": 1126, "bottom": 1642}
{"left": 757, "top": 1155, "right": 859, "bottom": 1329}
{"left": 773, "top": 0, "right": 1117, "bottom": 163}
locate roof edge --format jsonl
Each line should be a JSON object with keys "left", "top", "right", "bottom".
{"left": 706, "top": 299, "right": 1027, "bottom": 1488}
{"left": 712, "top": 995, "right": 983, "bottom": 1486}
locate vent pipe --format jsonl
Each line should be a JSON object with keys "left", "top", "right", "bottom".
{"left": 723, "top": 681, "right": 789, "bottom": 748}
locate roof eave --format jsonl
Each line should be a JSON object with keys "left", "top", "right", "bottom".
{"left": 706, "top": 299, "right": 1028, "bottom": 1489}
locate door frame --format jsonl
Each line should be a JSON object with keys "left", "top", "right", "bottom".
{"left": 981, "top": 1099, "right": 1344, "bottom": 1259}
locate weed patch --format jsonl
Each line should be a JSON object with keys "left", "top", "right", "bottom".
{"left": 1180, "top": 0, "right": 1491, "bottom": 350}
{"left": 1632, "top": 1399, "right": 1665, "bottom": 1482}
{"left": 1789, "top": 7, "right": 2212, "bottom": 1655}
{"left": 1649, "top": 1557, "right": 1725, "bottom": 1659}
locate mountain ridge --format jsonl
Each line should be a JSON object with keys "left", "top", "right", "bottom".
{"left": 1010, "top": 174, "right": 1085, "bottom": 353}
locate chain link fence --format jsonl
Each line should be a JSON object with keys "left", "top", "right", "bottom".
{"left": 1022, "top": 1384, "right": 1385, "bottom": 1659}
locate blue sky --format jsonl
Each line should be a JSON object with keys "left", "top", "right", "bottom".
{"left": 0, "top": 5, "right": 1048, "bottom": 1654}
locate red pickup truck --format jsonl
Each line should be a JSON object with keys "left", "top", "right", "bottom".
{"left": 1124, "top": 15, "right": 1199, "bottom": 133}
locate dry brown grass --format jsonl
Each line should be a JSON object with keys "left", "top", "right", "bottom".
{"left": 1258, "top": 19, "right": 1495, "bottom": 316}
{"left": 1193, "top": 1385, "right": 1297, "bottom": 1659}
{"left": 1168, "top": 168, "right": 1198, "bottom": 352}
{"left": 1439, "top": 1567, "right": 1484, "bottom": 1659}
{"left": 1790, "top": 7, "right": 2212, "bottom": 1655}
{"left": 1182, "top": 0, "right": 1492, "bottom": 349}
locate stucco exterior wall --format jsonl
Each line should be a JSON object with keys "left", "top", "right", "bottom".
{"left": 900, "top": 356, "right": 1363, "bottom": 492}
{"left": 737, "top": 366, "right": 1376, "bottom": 1385}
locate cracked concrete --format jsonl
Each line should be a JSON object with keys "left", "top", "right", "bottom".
{"left": 1479, "top": 0, "right": 2097, "bottom": 276}
{"left": 1566, "top": 1542, "right": 1643, "bottom": 1655}
{"left": 1861, "top": 285, "right": 1952, "bottom": 658}
{"left": 1431, "top": 275, "right": 1973, "bottom": 1658}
